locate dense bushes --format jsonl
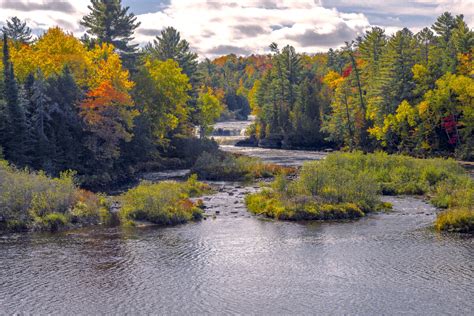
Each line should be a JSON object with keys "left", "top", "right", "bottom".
{"left": 191, "top": 151, "right": 294, "bottom": 181}
{"left": 118, "top": 175, "right": 211, "bottom": 226}
{"left": 434, "top": 208, "right": 474, "bottom": 233}
{"left": 245, "top": 156, "right": 389, "bottom": 221}
{"left": 0, "top": 160, "right": 109, "bottom": 232}
{"left": 245, "top": 152, "right": 473, "bottom": 232}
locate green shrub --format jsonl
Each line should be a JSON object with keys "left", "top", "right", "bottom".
{"left": 38, "top": 213, "right": 68, "bottom": 232}
{"left": 119, "top": 176, "right": 210, "bottom": 226}
{"left": 435, "top": 208, "right": 474, "bottom": 233}
{"left": 0, "top": 160, "right": 108, "bottom": 232}
{"left": 245, "top": 190, "right": 366, "bottom": 221}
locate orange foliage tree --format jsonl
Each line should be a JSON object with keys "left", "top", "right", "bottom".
{"left": 80, "top": 81, "right": 137, "bottom": 159}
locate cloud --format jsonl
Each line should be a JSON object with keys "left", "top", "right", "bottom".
{"left": 136, "top": 0, "right": 372, "bottom": 58}
{"left": 2, "top": 0, "right": 76, "bottom": 13}
{"left": 235, "top": 24, "right": 267, "bottom": 36}
{"left": 287, "top": 23, "right": 363, "bottom": 47}
{"left": 0, "top": 0, "right": 472, "bottom": 58}
{"left": 0, "top": 0, "right": 90, "bottom": 36}
{"left": 206, "top": 45, "right": 252, "bottom": 55}
{"left": 137, "top": 28, "right": 162, "bottom": 36}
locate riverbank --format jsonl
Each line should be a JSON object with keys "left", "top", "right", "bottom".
{"left": 0, "top": 158, "right": 215, "bottom": 233}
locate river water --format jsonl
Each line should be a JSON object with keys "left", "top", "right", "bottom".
{"left": 1, "top": 120, "right": 473, "bottom": 315}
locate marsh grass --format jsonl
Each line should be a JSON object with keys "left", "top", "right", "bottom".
{"left": 118, "top": 174, "right": 211, "bottom": 226}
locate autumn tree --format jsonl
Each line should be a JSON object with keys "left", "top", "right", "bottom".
{"left": 81, "top": 80, "right": 135, "bottom": 158}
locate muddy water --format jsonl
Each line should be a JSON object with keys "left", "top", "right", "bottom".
{"left": 0, "top": 120, "right": 473, "bottom": 315}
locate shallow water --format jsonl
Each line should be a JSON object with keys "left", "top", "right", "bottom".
{"left": 0, "top": 120, "right": 473, "bottom": 315}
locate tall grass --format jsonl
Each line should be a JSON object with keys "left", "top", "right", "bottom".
{"left": 119, "top": 175, "right": 211, "bottom": 226}
{"left": 0, "top": 160, "right": 108, "bottom": 232}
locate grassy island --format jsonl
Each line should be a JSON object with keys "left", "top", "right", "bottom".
{"left": 245, "top": 152, "right": 473, "bottom": 233}
{"left": 118, "top": 175, "right": 212, "bottom": 226}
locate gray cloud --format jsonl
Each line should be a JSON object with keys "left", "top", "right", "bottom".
{"left": 2, "top": 0, "right": 75, "bottom": 13}
{"left": 137, "top": 28, "right": 162, "bottom": 36}
{"left": 206, "top": 44, "right": 251, "bottom": 55}
{"left": 202, "top": 30, "right": 215, "bottom": 37}
{"left": 270, "top": 23, "right": 295, "bottom": 31}
{"left": 54, "top": 18, "right": 75, "bottom": 30}
{"left": 287, "top": 23, "right": 362, "bottom": 47}
{"left": 253, "top": 0, "right": 278, "bottom": 9}
{"left": 234, "top": 24, "right": 266, "bottom": 36}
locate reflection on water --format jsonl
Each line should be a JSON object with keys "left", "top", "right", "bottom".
{"left": 0, "top": 120, "right": 473, "bottom": 314}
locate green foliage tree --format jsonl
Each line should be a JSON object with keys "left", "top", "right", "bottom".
{"left": 196, "top": 88, "right": 223, "bottom": 138}
{"left": 134, "top": 58, "right": 191, "bottom": 143}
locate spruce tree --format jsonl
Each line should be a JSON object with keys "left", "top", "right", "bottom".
{"left": 384, "top": 28, "right": 416, "bottom": 110}
{"left": 2, "top": 34, "right": 28, "bottom": 166}
{"left": 358, "top": 27, "right": 388, "bottom": 128}
{"left": 46, "top": 67, "right": 83, "bottom": 172}
{"left": 29, "top": 70, "right": 53, "bottom": 171}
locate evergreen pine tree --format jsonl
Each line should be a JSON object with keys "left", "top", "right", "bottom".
{"left": 2, "top": 34, "right": 29, "bottom": 166}
{"left": 2, "top": 16, "right": 33, "bottom": 44}
{"left": 29, "top": 70, "right": 53, "bottom": 171}
{"left": 81, "top": 0, "right": 140, "bottom": 67}
{"left": 431, "top": 12, "right": 458, "bottom": 72}
{"left": 46, "top": 67, "right": 83, "bottom": 172}
{"left": 145, "top": 27, "right": 199, "bottom": 84}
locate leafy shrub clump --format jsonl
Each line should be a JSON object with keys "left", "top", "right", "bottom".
{"left": 119, "top": 175, "right": 211, "bottom": 226}
{"left": 245, "top": 160, "right": 387, "bottom": 221}
{"left": 434, "top": 208, "right": 474, "bottom": 233}
{"left": 191, "top": 151, "right": 294, "bottom": 181}
{"left": 245, "top": 189, "right": 366, "bottom": 221}
{"left": 0, "top": 160, "right": 108, "bottom": 233}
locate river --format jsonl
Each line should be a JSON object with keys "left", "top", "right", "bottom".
{"left": 1, "top": 119, "right": 473, "bottom": 315}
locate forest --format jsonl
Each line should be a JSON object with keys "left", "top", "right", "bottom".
{"left": 0, "top": 0, "right": 473, "bottom": 194}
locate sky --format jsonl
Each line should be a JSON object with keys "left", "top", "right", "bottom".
{"left": 0, "top": 0, "right": 472, "bottom": 58}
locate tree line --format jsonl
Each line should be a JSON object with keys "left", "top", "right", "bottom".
{"left": 0, "top": 3, "right": 473, "bottom": 193}
{"left": 238, "top": 12, "right": 473, "bottom": 159}
{"left": 0, "top": 0, "right": 223, "bottom": 189}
